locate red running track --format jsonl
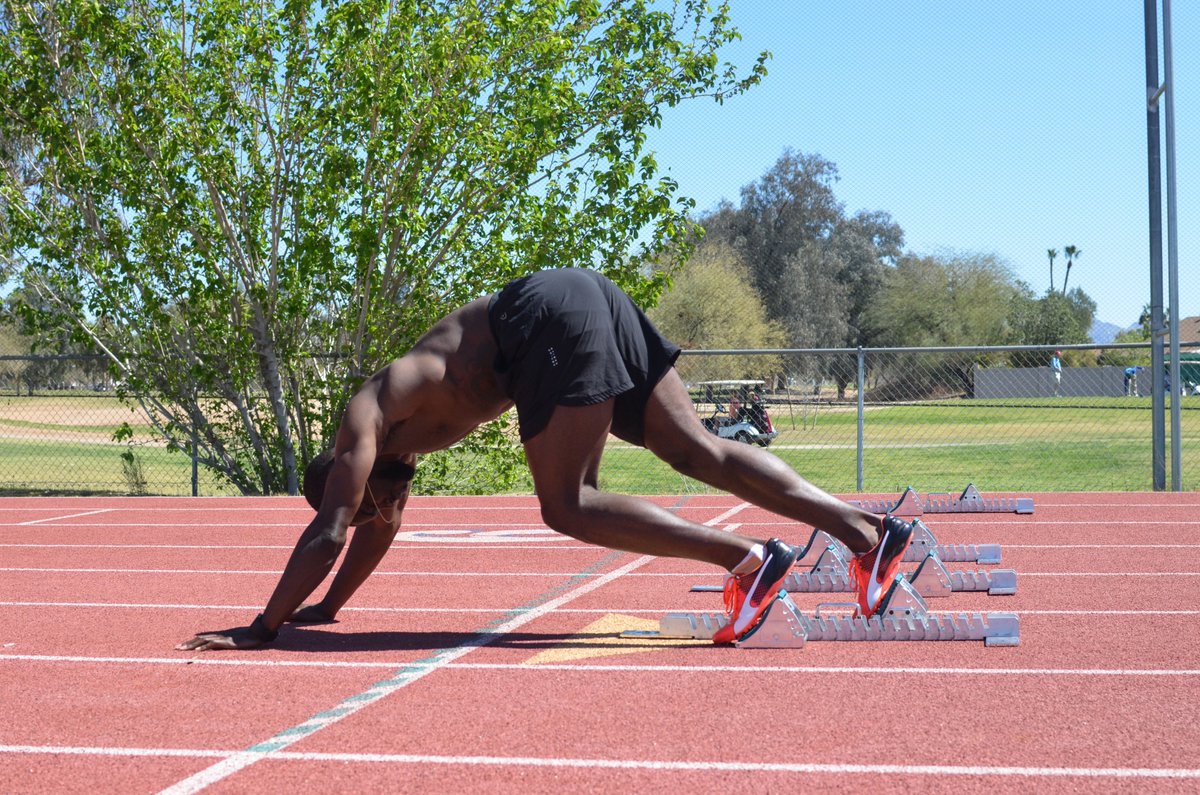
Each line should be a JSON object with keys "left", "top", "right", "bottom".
{"left": 1, "top": 492, "right": 1198, "bottom": 793}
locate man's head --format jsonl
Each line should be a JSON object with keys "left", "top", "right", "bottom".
{"left": 303, "top": 451, "right": 416, "bottom": 523}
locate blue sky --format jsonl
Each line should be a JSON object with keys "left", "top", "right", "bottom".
{"left": 644, "top": 1, "right": 1197, "bottom": 329}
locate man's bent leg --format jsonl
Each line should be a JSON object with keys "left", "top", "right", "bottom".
{"left": 642, "top": 370, "right": 881, "bottom": 554}
{"left": 523, "top": 400, "right": 755, "bottom": 571}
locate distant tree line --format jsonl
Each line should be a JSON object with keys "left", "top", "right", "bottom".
{"left": 649, "top": 149, "right": 1100, "bottom": 398}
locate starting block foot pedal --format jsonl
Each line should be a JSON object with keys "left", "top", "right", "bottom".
{"left": 909, "top": 519, "right": 1002, "bottom": 565}
{"left": 848, "top": 486, "right": 924, "bottom": 517}
{"left": 907, "top": 553, "right": 1018, "bottom": 597}
{"left": 924, "top": 484, "right": 1035, "bottom": 515}
{"left": 694, "top": 547, "right": 1016, "bottom": 597}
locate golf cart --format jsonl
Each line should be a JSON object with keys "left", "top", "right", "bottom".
{"left": 691, "top": 380, "right": 779, "bottom": 447}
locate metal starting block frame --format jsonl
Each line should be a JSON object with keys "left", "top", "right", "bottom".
{"left": 626, "top": 577, "right": 1020, "bottom": 648}
{"left": 795, "top": 520, "right": 1002, "bottom": 566}
{"left": 849, "top": 484, "right": 1034, "bottom": 517}
{"left": 692, "top": 544, "right": 1016, "bottom": 597}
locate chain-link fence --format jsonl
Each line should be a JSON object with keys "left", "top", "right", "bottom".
{"left": 601, "top": 342, "right": 1200, "bottom": 495}
{"left": 2, "top": 344, "right": 1197, "bottom": 496}
{"left": 0, "top": 353, "right": 218, "bottom": 496}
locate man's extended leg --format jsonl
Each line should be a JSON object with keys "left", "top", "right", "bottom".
{"left": 524, "top": 399, "right": 802, "bottom": 642}
{"left": 642, "top": 369, "right": 882, "bottom": 554}
{"left": 523, "top": 400, "right": 757, "bottom": 571}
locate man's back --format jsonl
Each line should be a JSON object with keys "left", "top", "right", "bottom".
{"left": 365, "top": 297, "right": 512, "bottom": 456}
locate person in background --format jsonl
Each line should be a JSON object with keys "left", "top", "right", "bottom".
{"left": 1124, "top": 366, "right": 1139, "bottom": 397}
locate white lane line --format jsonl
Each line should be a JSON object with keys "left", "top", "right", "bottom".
{"left": 1000, "top": 544, "right": 1198, "bottom": 549}
{"left": 1, "top": 541, "right": 1196, "bottom": 550}
{"left": 3, "top": 602, "right": 1197, "bottom": 617}
{"left": 729, "top": 520, "right": 1200, "bottom": 527}
{"left": 0, "top": 601, "right": 516, "bottom": 613}
{"left": 0, "top": 568, "right": 616, "bottom": 575}
{"left": 0, "top": 745, "right": 1197, "bottom": 779}
{"left": 0, "top": 522, "right": 562, "bottom": 528}
{"left": 0, "top": 543, "right": 606, "bottom": 550}
{"left": 5, "top": 655, "right": 1200, "bottom": 677}
{"left": 155, "top": 553, "right": 656, "bottom": 795}
{"left": 1017, "top": 572, "right": 1200, "bottom": 577}
{"left": 17, "top": 509, "right": 114, "bottom": 526}
{"left": 5, "top": 567, "right": 1198, "bottom": 577}
{"left": 153, "top": 501, "right": 747, "bottom": 794}
{"left": 0, "top": 544, "right": 295, "bottom": 550}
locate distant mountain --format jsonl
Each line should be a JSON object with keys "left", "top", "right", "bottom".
{"left": 1090, "top": 320, "right": 1123, "bottom": 344}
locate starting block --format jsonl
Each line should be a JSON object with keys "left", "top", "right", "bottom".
{"left": 625, "top": 577, "right": 1020, "bottom": 648}
{"left": 849, "top": 484, "right": 1034, "bottom": 517}
{"left": 691, "top": 543, "right": 1017, "bottom": 598}
{"left": 794, "top": 520, "right": 1002, "bottom": 566}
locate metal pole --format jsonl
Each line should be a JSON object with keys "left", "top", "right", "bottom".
{"left": 1163, "top": 0, "right": 1181, "bottom": 490}
{"left": 1145, "top": 0, "right": 1167, "bottom": 490}
{"left": 192, "top": 423, "right": 199, "bottom": 497}
{"left": 856, "top": 348, "right": 865, "bottom": 491}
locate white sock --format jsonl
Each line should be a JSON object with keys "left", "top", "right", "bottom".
{"left": 732, "top": 543, "right": 765, "bottom": 575}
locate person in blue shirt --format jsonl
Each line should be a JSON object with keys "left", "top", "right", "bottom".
{"left": 1124, "top": 366, "right": 1139, "bottom": 397}
{"left": 1050, "top": 351, "right": 1063, "bottom": 395}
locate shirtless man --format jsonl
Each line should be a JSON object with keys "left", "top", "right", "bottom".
{"left": 177, "top": 268, "right": 913, "bottom": 650}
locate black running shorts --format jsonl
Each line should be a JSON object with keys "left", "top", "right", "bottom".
{"left": 488, "top": 268, "right": 681, "bottom": 445}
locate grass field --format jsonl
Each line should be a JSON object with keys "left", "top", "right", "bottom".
{"left": 0, "top": 394, "right": 226, "bottom": 495}
{"left": 600, "top": 398, "right": 1200, "bottom": 494}
{"left": 2, "top": 394, "right": 1198, "bottom": 495}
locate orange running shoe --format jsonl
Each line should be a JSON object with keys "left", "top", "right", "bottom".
{"left": 848, "top": 515, "right": 915, "bottom": 617}
{"left": 712, "top": 538, "right": 799, "bottom": 644}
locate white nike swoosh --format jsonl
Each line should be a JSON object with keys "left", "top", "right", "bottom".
{"left": 733, "top": 552, "right": 775, "bottom": 633}
{"left": 866, "top": 529, "right": 891, "bottom": 609}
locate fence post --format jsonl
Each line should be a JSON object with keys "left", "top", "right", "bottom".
{"left": 191, "top": 424, "right": 199, "bottom": 497}
{"left": 856, "top": 347, "right": 865, "bottom": 491}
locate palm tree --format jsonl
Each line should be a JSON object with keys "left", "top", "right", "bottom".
{"left": 1047, "top": 248, "right": 1058, "bottom": 292}
{"left": 1063, "top": 245, "right": 1081, "bottom": 293}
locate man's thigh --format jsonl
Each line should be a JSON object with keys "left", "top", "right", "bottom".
{"left": 641, "top": 369, "right": 723, "bottom": 462}
{"left": 522, "top": 401, "right": 615, "bottom": 495}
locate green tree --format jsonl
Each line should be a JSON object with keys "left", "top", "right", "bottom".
{"left": 0, "top": 323, "right": 30, "bottom": 393}
{"left": 1062, "top": 245, "right": 1081, "bottom": 293}
{"left": 1047, "top": 248, "right": 1058, "bottom": 292}
{"left": 869, "top": 253, "right": 1020, "bottom": 348}
{"left": 828, "top": 209, "right": 903, "bottom": 348}
{"left": 0, "top": 0, "right": 766, "bottom": 493}
{"left": 647, "top": 239, "right": 784, "bottom": 380}
{"left": 1098, "top": 327, "right": 1152, "bottom": 368}
{"left": 702, "top": 149, "right": 844, "bottom": 328}
{"left": 866, "top": 252, "right": 1021, "bottom": 397}
{"left": 1007, "top": 287, "right": 1094, "bottom": 367}
{"left": 700, "top": 151, "right": 902, "bottom": 397}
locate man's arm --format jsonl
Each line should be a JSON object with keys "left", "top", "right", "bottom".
{"left": 176, "top": 404, "right": 379, "bottom": 651}
{"left": 284, "top": 446, "right": 416, "bottom": 623}
{"left": 289, "top": 515, "right": 402, "bottom": 622}
{"left": 174, "top": 512, "right": 352, "bottom": 651}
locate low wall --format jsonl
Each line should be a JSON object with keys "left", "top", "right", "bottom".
{"left": 974, "top": 365, "right": 1128, "bottom": 399}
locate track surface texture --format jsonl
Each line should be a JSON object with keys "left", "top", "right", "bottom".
{"left": 2, "top": 491, "right": 1198, "bottom": 794}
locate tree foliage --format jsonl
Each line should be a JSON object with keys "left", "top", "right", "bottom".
{"left": 868, "top": 252, "right": 1021, "bottom": 349}
{"left": 1006, "top": 287, "right": 1095, "bottom": 367}
{"left": 0, "top": 0, "right": 766, "bottom": 493}
{"left": 866, "top": 251, "right": 1023, "bottom": 398}
{"left": 647, "top": 239, "right": 784, "bottom": 380}
{"left": 699, "top": 149, "right": 903, "bottom": 396}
